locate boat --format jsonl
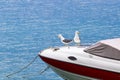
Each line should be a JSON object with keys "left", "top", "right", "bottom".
{"left": 38, "top": 38, "right": 120, "bottom": 80}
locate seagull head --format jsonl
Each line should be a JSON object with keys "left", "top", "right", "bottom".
{"left": 58, "top": 34, "right": 62, "bottom": 38}
{"left": 75, "top": 31, "right": 80, "bottom": 34}
{"left": 58, "top": 34, "right": 65, "bottom": 40}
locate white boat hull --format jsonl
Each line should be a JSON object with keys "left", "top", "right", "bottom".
{"left": 39, "top": 46, "right": 120, "bottom": 80}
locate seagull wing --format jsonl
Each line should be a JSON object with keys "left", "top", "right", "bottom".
{"left": 63, "top": 39, "right": 72, "bottom": 43}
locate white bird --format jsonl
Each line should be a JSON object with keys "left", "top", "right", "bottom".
{"left": 58, "top": 34, "right": 72, "bottom": 46}
{"left": 74, "top": 31, "right": 81, "bottom": 46}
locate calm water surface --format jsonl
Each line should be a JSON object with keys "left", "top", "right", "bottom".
{"left": 0, "top": 0, "right": 120, "bottom": 80}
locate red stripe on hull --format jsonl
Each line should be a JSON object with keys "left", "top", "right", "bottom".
{"left": 40, "top": 56, "right": 120, "bottom": 80}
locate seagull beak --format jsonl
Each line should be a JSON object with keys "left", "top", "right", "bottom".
{"left": 58, "top": 35, "right": 60, "bottom": 38}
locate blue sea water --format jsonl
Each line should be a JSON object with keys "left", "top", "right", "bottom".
{"left": 0, "top": 0, "right": 120, "bottom": 80}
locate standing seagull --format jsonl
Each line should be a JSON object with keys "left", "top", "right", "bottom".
{"left": 58, "top": 34, "right": 72, "bottom": 46}
{"left": 74, "top": 31, "right": 81, "bottom": 46}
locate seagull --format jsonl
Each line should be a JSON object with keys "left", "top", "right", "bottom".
{"left": 74, "top": 31, "right": 81, "bottom": 46}
{"left": 58, "top": 34, "right": 72, "bottom": 46}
